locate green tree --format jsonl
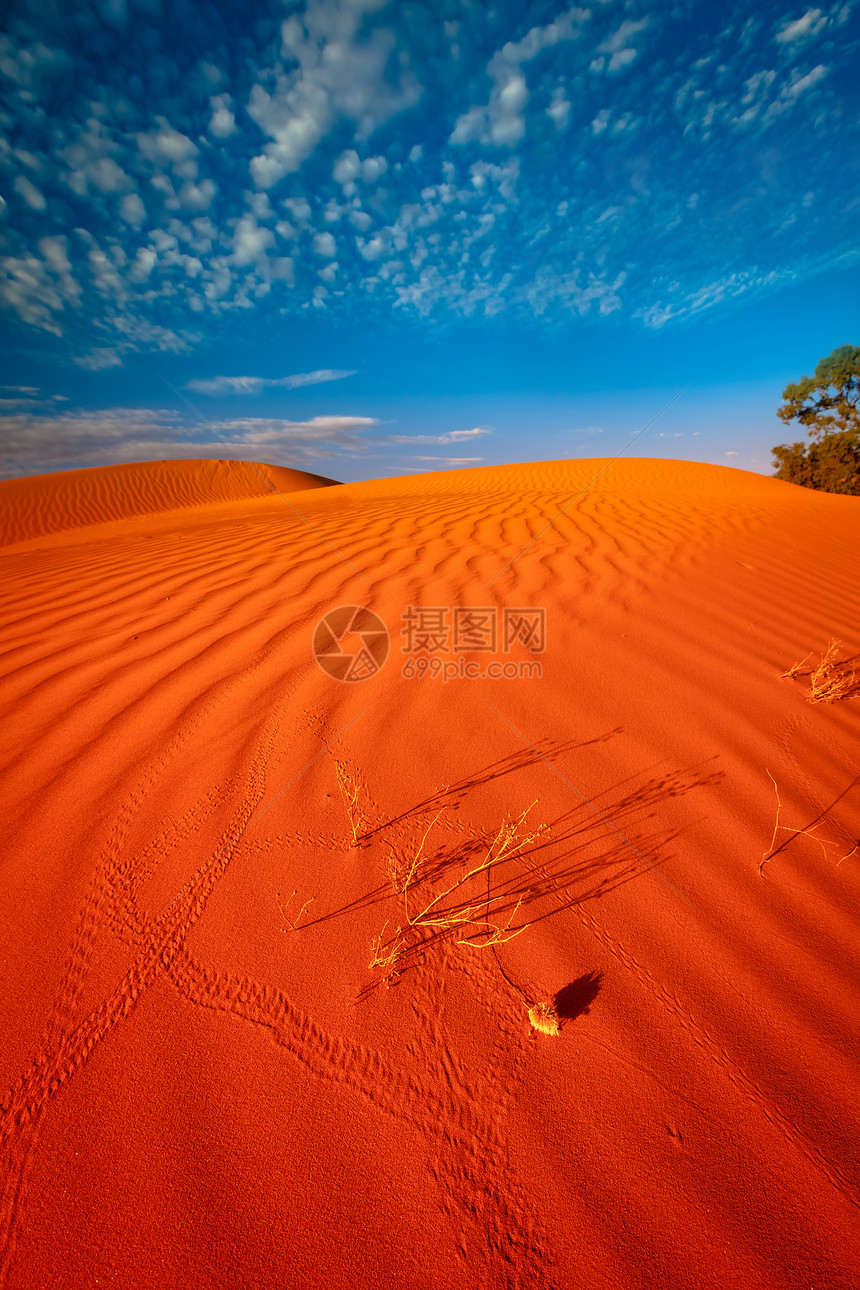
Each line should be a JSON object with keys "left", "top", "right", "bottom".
{"left": 772, "top": 345, "right": 860, "bottom": 495}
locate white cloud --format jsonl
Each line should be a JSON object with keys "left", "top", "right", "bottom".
{"left": 640, "top": 267, "right": 788, "bottom": 328}
{"left": 180, "top": 179, "right": 217, "bottom": 212}
{"left": 411, "top": 456, "right": 483, "bottom": 465}
{"left": 0, "top": 237, "right": 81, "bottom": 334}
{"left": 776, "top": 9, "right": 828, "bottom": 42}
{"left": 361, "top": 155, "right": 387, "bottom": 183}
{"left": 451, "top": 7, "right": 589, "bottom": 148}
{"left": 247, "top": 0, "right": 420, "bottom": 189}
{"left": 232, "top": 215, "right": 275, "bottom": 266}
{"left": 451, "top": 76, "right": 528, "bottom": 147}
{"left": 14, "top": 175, "right": 47, "bottom": 211}
{"left": 120, "top": 192, "right": 147, "bottom": 226}
{"left": 333, "top": 148, "right": 361, "bottom": 186}
{"left": 389, "top": 427, "right": 490, "bottom": 444}
{"left": 608, "top": 48, "right": 637, "bottom": 72}
{"left": 596, "top": 18, "right": 649, "bottom": 73}
{"left": 313, "top": 230, "right": 337, "bottom": 257}
{"left": 185, "top": 369, "right": 356, "bottom": 395}
{"left": 74, "top": 346, "right": 124, "bottom": 370}
{"left": 283, "top": 196, "right": 312, "bottom": 225}
{"left": 209, "top": 94, "right": 238, "bottom": 138}
{"left": 137, "top": 119, "right": 198, "bottom": 169}
{"left": 128, "top": 247, "right": 157, "bottom": 282}
{"left": 598, "top": 18, "right": 649, "bottom": 55}
{"left": 547, "top": 88, "right": 571, "bottom": 129}
{"left": 0, "top": 407, "right": 378, "bottom": 478}
{"left": 0, "top": 34, "right": 66, "bottom": 88}
{"left": 265, "top": 256, "right": 295, "bottom": 284}
{"left": 779, "top": 62, "right": 828, "bottom": 102}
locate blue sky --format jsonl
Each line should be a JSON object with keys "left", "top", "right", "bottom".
{"left": 0, "top": 0, "right": 858, "bottom": 482}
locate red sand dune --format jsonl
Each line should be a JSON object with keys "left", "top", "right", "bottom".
{"left": 0, "top": 457, "right": 339, "bottom": 547}
{"left": 1, "top": 455, "right": 859, "bottom": 1289}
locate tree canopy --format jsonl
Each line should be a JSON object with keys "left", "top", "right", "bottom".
{"left": 777, "top": 343, "right": 860, "bottom": 439}
{"left": 772, "top": 345, "right": 860, "bottom": 495}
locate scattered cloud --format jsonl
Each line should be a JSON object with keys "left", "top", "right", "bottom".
{"left": 776, "top": 8, "right": 828, "bottom": 42}
{"left": 596, "top": 18, "right": 649, "bottom": 73}
{"left": 208, "top": 94, "right": 238, "bottom": 138}
{"left": 185, "top": 369, "right": 357, "bottom": 395}
{"left": 412, "top": 455, "right": 484, "bottom": 465}
{"left": 0, "top": 406, "right": 378, "bottom": 478}
{"left": 389, "top": 427, "right": 490, "bottom": 443}
{"left": 451, "top": 7, "right": 590, "bottom": 147}
{"left": 74, "top": 347, "right": 124, "bottom": 370}
{"left": 0, "top": 0, "right": 855, "bottom": 351}
{"left": 13, "top": 175, "right": 47, "bottom": 211}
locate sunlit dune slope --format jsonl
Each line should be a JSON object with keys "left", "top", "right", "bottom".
{"left": 0, "top": 456, "right": 859, "bottom": 1290}
{"left": 0, "top": 457, "right": 339, "bottom": 547}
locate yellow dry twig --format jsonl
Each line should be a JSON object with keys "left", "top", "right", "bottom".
{"left": 277, "top": 888, "right": 315, "bottom": 931}
{"left": 336, "top": 759, "right": 369, "bottom": 844}
{"left": 780, "top": 652, "right": 812, "bottom": 680}
{"left": 369, "top": 921, "right": 405, "bottom": 971}
{"left": 386, "top": 807, "right": 445, "bottom": 894}
{"left": 760, "top": 772, "right": 841, "bottom": 874}
{"left": 836, "top": 840, "right": 860, "bottom": 867}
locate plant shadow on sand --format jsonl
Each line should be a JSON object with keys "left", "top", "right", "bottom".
{"left": 337, "top": 738, "right": 725, "bottom": 1001}
{"left": 555, "top": 972, "right": 603, "bottom": 1026}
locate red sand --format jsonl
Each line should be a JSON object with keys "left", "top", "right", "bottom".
{"left": 1, "top": 455, "right": 858, "bottom": 1289}
{"left": 0, "top": 457, "right": 339, "bottom": 548}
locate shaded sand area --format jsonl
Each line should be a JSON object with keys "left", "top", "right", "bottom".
{"left": 1, "top": 455, "right": 859, "bottom": 1289}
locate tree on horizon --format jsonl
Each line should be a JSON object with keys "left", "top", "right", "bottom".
{"left": 772, "top": 344, "right": 860, "bottom": 495}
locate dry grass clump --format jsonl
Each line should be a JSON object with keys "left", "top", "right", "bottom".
{"left": 366, "top": 803, "right": 548, "bottom": 983}
{"left": 808, "top": 640, "right": 856, "bottom": 702}
{"left": 782, "top": 639, "right": 857, "bottom": 703}
{"left": 528, "top": 1002, "right": 560, "bottom": 1036}
{"left": 397, "top": 803, "right": 547, "bottom": 948}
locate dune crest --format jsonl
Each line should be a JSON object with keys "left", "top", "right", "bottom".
{"left": 0, "top": 457, "right": 339, "bottom": 547}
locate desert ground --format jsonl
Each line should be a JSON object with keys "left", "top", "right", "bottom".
{"left": 0, "top": 454, "right": 858, "bottom": 1289}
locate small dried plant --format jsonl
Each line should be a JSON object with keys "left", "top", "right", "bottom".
{"left": 760, "top": 772, "right": 858, "bottom": 873}
{"left": 808, "top": 640, "right": 856, "bottom": 703}
{"left": 782, "top": 639, "right": 857, "bottom": 703}
{"left": 336, "top": 758, "right": 369, "bottom": 844}
{"left": 398, "top": 803, "right": 548, "bottom": 948}
{"left": 369, "top": 921, "right": 405, "bottom": 973}
{"left": 277, "top": 889, "right": 314, "bottom": 931}
{"left": 780, "top": 652, "right": 812, "bottom": 681}
{"left": 528, "top": 1002, "right": 560, "bottom": 1036}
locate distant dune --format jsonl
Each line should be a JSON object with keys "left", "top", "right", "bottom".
{"left": 0, "top": 455, "right": 858, "bottom": 1290}
{"left": 0, "top": 457, "right": 339, "bottom": 547}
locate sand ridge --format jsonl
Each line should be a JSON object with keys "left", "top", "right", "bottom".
{"left": 0, "top": 457, "right": 339, "bottom": 548}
